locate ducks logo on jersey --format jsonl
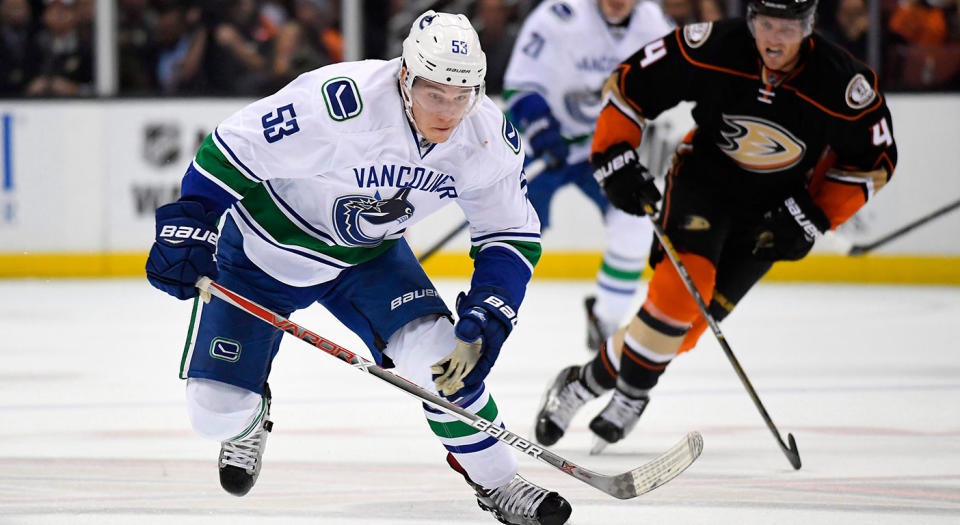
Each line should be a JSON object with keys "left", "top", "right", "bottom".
{"left": 333, "top": 188, "right": 415, "bottom": 246}
{"left": 717, "top": 114, "right": 806, "bottom": 173}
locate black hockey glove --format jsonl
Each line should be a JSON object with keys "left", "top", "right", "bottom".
{"left": 752, "top": 191, "right": 831, "bottom": 261}
{"left": 145, "top": 201, "right": 220, "bottom": 300}
{"left": 592, "top": 142, "right": 660, "bottom": 216}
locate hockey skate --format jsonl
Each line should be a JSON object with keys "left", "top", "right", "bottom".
{"left": 534, "top": 365, "right": 597, "bottom": 446}
{"left": 218, "top": 384, "right": 273, "bottom": 496}
{"left": 584, "top": 296, "right": 614, "bottom": 352}
{"left": 447, "top": 453, "right": 572, "bottom": 525}
{"left": 588, "top": 389, "right": 649, "bottom": 455}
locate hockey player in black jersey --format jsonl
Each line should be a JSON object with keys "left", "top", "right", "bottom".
{"left": 535, "top": 0, "right": 898, "bottom": 452}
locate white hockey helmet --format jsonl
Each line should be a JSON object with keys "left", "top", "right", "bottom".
{"left": 400, "top": 11, "right": 487, "bottom": 125}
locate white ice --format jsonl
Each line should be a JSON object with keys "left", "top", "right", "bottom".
{"left": 1, "top": 278, "right": 959, "bottom": 524}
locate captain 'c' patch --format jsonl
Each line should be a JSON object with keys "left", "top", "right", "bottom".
{"left": 683, "top": 23, "right": 713, "bottom": 48}
{"left": 717, "top": 114, "right": 806, "bottom": 173}
{"left": 845, "top": 73, "right": 876, "bottom": 110}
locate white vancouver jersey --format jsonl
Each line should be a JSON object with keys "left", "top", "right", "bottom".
{"left": 503, "top": 0, "right": 673, "bottom": 163}
{"left": 192, "top": 58, "right": 539, "bottom": 286}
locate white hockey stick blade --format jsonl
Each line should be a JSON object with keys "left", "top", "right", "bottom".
{"left": 587, "top": 431, "right": 703, "bottom": 499}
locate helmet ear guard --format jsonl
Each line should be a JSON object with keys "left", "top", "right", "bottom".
{"left": 399, "top": 11, "right": 487, "bottom": 129}
{"left": 747, "top": 0, "right": 818, "bottom": 37}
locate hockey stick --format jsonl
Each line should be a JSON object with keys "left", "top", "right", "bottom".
{"left": 643, "top": 205, "right": 802, "bottom": 470}
{"left": 848, "top": 197, "right": 960, "bottom": 256}
{"left": 417, "top": 158, "right": 549, "bottom": 263}
{"left": 196, "top": 277, "right": 702, "bottom": 499}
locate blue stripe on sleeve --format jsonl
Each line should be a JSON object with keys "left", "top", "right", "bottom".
{"left": 471, "top": 245, "right": 533, "bottom": 306}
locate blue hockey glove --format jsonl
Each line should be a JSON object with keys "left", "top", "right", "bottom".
{"left": 753, "top": 191, "right": 831, "bottom": 261}
{"left": 524, "top": 115, "right": 569, "bottom": 168}
{"left": 431, "top": 290, "right": 517, "bottom": 398}
{"left": 592, "top": 142, "right": 660, "bottom": 216}
{"left": 145, "top": 201, "right": 221, "bottom": 300}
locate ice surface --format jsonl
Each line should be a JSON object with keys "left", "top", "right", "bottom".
{"left": 2, "top": 278, "right": 959, "bottom": 524}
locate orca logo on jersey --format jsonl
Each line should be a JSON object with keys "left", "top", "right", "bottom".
{"left": 502, "top": 115, "right": 521, "bottom": 154}
{"left": 717, "top": 114, "right": 806, "bottom": 173}
{"left": 322, "top": 76, "right": 363, "bottom": 122}
{"left": 683, "top": 22, "right": 713, "bottom": 48}
{"left": 332, "top": 187, "right": 415, "bottom": 246}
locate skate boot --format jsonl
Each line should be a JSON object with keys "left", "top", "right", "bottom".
{"left": 218, "top": 384, "right": 273, "bottom": 496}
{"left": 584, "top": 296, "right": 615, "bottom": 352}
{"left": 535, "top": 366, "right": 598, "bottom": 446}
{"left": 588, "top": 389, "right": 649, "bottom": 455}
{"left": 447, "top": 453, "right": 572, "bottom": 525}
{"left": 584, "top": 296, "right": 603, "bottom": 352}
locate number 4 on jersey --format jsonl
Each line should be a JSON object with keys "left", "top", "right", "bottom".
{"left": 639, "top": 39, "right": 666, "bottom": 68}
{"left": 871, "top": 117, "right": 893, "bottom": 147}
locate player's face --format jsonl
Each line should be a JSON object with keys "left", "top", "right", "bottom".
{"left": 752, "top": 15, "right": 805, "bottom": 71}
{"left": 598, "top": 0, "right": 638, "bottom": 23}
{"left": 410, "top": 77, "right": 476, "bottom": 143}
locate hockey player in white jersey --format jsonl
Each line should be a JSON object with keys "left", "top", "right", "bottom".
{"left": 144, "top": 11, "right": 571, "bottom": 525}
{"left": 503, "top": 0, "right": 673, "bottom": 355}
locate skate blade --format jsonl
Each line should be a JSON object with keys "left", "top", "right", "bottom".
{"left": 589, "top": 436, "right": 611, "bottom": 456}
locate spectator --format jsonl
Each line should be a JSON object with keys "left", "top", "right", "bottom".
{"left": 0, "top": 0, "right": 37, "bottom": 95}
{"left": 823, "top": 0, "right": 869, "bottom": 62}
{"left": 117, "top": 0, "right": 157, "bottom": 93}
{"left": 699, "top": 0, "right": 725, "bottom": 21}
{"left": 24, "top": 0, "right": 93, "bottom": 97}
{"left": 204, "top": 0, "right": 278, "bottom": 95}
{"left": 472, "top": 0, "right": 519, "bottom": 95}
{"left": 153, "top": 2, "right": 207, "bottom": 94}
{"left": 268, "top": 0, "right": 342, "bottom": 92}
{"left": 663, "top": 0, "right": 697, "bottom": 25}
{"left": 889, "top": 0, "right": 948, "bottom": 45}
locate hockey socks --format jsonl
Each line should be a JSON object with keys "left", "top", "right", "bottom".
{"left": 424, "top": 385, "right": 518, "bottom": 489}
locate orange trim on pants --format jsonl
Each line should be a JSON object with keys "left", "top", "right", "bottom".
{"left": 644, "top": 254, "right": 716, "bottom": 329}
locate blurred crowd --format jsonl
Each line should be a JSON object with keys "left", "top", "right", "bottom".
{"left": 2, "top": 0, "right": 960, "bottom": 98}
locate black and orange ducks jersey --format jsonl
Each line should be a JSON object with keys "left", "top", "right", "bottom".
{"left": 592, "top": 19, "right": 898, "bottom": 228}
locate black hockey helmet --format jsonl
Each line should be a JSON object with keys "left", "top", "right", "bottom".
{"left": 747, "top": 0, "right": 818, "bottom": 37}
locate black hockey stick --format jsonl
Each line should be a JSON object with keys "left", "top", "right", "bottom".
{"left": 643, "top": 205, "right": 802, "bottom": 470}
{"left": 848, "top": 197, "right": 960, "bottom": 256}
{"left": 417, "top": 158, "right": 549, "bottom": 263}
{"left": 196, "top": 277, "right": 703, "bottom": 499}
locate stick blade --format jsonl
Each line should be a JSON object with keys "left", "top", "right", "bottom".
{"left": 601, "top": 431, "right": 703, "bottom": 500}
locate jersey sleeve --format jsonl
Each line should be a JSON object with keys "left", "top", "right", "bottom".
{"left": 456, "top": 135, "right": 541, "bottom": 307}
{"left": 809, "top": 73, "right": 898, "bottom": 228}
{"left": 592, "top": 27, "right": 700, "bottom": 158}
{"left": 181, "top": 72, "right": 331, "bottom": 212}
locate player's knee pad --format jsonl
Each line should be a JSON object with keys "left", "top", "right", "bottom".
{"left": 185, "top": 378, "right": 264, "bottom": 441}
{"left": 382, "top": 314, "right": 456, "bottom": 394}
{"left": 645, "top": 253, "right": 716, "bottom": 325}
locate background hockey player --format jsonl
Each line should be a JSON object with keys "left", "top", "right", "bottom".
{"left": 503, "top": 0, "right": 673, "bottom": 351}
{"left": 145, "top": 11, "right": 571, "bottom": 525}
{"left": 534, "top": 0, "right": 898, "bottom": 453}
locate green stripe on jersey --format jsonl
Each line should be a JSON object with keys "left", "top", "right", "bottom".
{"left": 471, "top": 240, "right": 541, "bottom": 268}
{"left": 194, "top": 134, "right": 259, "bottom": 195}
{"left": 427, "top": 396, "right": 499, "bottom": 438}
{"left": 239, "top": 185, "right": 397, "bottom": 265}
